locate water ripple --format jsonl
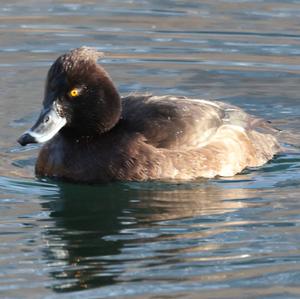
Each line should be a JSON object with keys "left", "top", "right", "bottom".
{"left": 0, "top": 0, "right": 300, "bottom": 298}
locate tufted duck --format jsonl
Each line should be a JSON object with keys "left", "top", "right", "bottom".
{"left": 18, "top": 47, "right": 280, "bottom": 183}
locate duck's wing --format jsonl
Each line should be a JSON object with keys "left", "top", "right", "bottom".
{"left": 121, "top": 95, "right": 227, "bottom": 149}
{"left": 121, "top": 95, "right": 280, "bottom": 178}
{"left": 121, "top": 94, "right": 280, "bottom": 150}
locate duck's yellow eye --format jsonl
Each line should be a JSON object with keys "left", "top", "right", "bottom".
{"left": 69, "top": 88, "right": 79, "bottom": 97}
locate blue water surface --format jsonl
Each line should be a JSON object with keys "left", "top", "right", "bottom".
{"left": 1, "top": 1, "right": 300, "bottom": 298}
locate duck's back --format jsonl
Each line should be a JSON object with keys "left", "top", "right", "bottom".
{"left": 122, "top": 95, "right": 225, "bottom": 149}
{"left": 121, "top": 95, "right": 280, "bottom": 178}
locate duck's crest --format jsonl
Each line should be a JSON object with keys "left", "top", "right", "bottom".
{"left": 50, "top": 47, "right": 104, "bottom": 75}
{"left": 67, "top": 47, "right": 104, "bottom": 64}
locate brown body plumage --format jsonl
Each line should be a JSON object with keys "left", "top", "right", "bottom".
{"left": 18, "top": 47, "right": 280, "bottom": 183}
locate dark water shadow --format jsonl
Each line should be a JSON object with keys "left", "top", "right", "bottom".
{"left": 39, "top": 179, "right": 258, "bottom": 293}
{"left": 40, "top": 182, "right": 132, "bottom": 291}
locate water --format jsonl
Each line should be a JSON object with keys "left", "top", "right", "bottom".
{"left": 1, "top": 0, "right": 300, "bottom": 298}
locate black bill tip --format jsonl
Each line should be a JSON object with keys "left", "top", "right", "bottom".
{"left": 17, "top": 133, "right": 37, "bottom": 146}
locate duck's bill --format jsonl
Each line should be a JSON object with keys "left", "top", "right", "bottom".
{"left": 18, "top": 102, "right": 67, "bottom": 146}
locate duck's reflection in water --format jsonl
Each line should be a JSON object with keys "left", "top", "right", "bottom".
{"left": 41, "top": 179, "right": 261, "bottom": 292}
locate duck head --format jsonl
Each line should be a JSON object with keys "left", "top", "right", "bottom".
{"left": 18, "top": 47, "right": 121, "bottom": 146}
